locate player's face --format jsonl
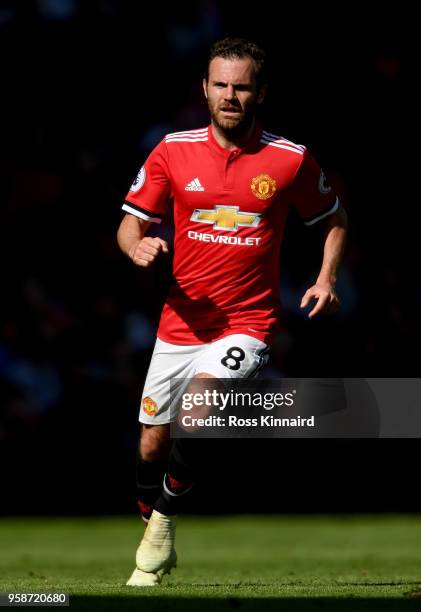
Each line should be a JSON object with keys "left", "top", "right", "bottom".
{"left": 203, "top": 57, "right": 266, "bottom": 136}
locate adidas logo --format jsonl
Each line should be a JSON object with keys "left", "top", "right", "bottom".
{"left": 185, "top": 178, "right": 205, "bottom": 191}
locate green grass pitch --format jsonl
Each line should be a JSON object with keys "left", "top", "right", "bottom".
{"left": 1, "top": 515, "right": 421, "bottom": 610}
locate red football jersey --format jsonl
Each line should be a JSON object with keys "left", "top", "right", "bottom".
{"left": 122, "top": 124, "right": 339, "bottom": 345}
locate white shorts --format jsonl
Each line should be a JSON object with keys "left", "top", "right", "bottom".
{"left": 139, "top": 334, "right": 269, "bottom": 425}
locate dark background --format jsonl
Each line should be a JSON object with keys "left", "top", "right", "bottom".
{"left": 0, "top": 2, "right": 418, "bottom": 515}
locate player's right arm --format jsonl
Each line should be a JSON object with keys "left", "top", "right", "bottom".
{"left": 117, "top": 213, "right": 168, "bottom": 268}
{"left": 118, "top": 139, "right": 171, "bottom": 267}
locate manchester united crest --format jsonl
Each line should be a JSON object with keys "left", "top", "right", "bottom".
{"left": 142, "top": 396, "right": 158, "bottom": 417}
{"left": 251, "top": 174, "right": 277, "bottom": 200}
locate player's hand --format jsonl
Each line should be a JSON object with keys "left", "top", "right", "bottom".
{"left": 300, "top": 282, "right": 340, "bottom": 319}
{"left": 129, "top": 237, "right": 169, "bottom": 267}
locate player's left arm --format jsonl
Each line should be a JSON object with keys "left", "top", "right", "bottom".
{"left": 300, "top": 204, "right": 348, "bottom": 318}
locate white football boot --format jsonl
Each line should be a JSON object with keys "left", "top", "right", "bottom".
{"left": 126, "top": 510, "right": 177, "bottom": 586}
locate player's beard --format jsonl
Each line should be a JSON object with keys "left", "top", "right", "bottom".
{"left": 208, "top": 100, "right": 257, "bottom": 141}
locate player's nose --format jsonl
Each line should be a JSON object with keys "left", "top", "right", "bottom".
{"left": 224, "top": 84, "right": 236, "bottom": 100}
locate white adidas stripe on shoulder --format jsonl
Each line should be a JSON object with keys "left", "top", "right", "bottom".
{"left": 262, "top": 131, "right": 306, "bottom": 152}
{"left": 261, "top": 139, "right": 304, "bottom": 155}
{"left": 166, "top": 127, "right": 208, "bottom": 137}
{"left": 166, "top": 136, "right": 208, "bottom": 143}
{"left": 261, "top": 137, "right": 305, "bottom": 152}
{"left": 166, "top": 127, "right": 208, "bottom": 139}
{"left": 262, "top": 139, "right": 305, "bottom": 152}
{"left": 262, "top": 131, "right": 306, "bottom": 150}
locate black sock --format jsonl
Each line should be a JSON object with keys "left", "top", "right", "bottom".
{"left": 153, "top": 438, "right": 199, "bottom": 516}
{"left": 136, "top": 454, "right": 167, "bottom": 521}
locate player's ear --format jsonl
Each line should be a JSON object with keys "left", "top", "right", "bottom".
{"left": 202, "top": 78, "right": 208, "bottom": 99}
{"left": 257, "top": 83, "right": 268, "bottom": 105}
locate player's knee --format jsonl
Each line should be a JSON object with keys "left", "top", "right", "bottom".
{"left": 140, "top": 438, "right": 166, "bottom": 462}
{"left": 139, "top": 425, "right": 170, "bottom": 462}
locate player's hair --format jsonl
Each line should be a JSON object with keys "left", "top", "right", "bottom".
{"left": 205, "top": 37, "right": 267, "bottom": 90}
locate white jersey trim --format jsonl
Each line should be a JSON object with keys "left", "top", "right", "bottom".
{"left": 260, "top": 138, "right": 304, "bottom": 155}
{"left": 122, "top": 203, "right": 162, "bottom": 223}
{"left": 262, "top": 131, "right": 306, "bottom": 151}
{"left": 304, "top": 196, "right": 340, "bottom": 226}
{"left": 166, "top": 127, "right": 208, "bottom": 138}
{"left": 166, "top": 136, "right": 208, "bottom": 143}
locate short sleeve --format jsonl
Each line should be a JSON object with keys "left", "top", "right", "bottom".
{"left": 290, "top": 149, "right": 339, "bottom": 226}
{"left": 122, "top": 140, "right": 171, "bottom": 223}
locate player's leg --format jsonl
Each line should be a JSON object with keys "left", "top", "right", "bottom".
{"left": 152, "top": 373, "right": 213, "bottom": 517}
{"left": 147, "top": 335, "right": 269, "bottom": 521}
{"left": 136, "top": 423, "right": 171, "bottom": 524}
{"left": 128, "top": 336, "right": 269, "bottom": 586}
{"left": 150, "top": 335, "right": 269, "bottom": 520}
{"left": 128, "top": 424, "right": 176, "bottom": 586}
{"left": 133, "top": 374, "right": 213, "bottom": 584}
{"left": 132, "top": 339, "right": 196, "bottom": 525}
{"left": 127, "top": 339, "right": 204, "bottom": 586}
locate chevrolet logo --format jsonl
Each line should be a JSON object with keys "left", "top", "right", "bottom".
{"left": 190, "top": 205, "right": 261, "bottom": 231}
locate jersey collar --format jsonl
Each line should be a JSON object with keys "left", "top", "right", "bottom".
{"left": 207, "top": 122, "right": 263, "bottom": 157}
